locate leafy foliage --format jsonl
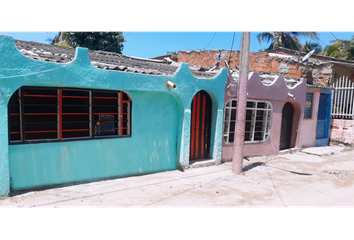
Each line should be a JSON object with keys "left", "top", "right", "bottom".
{"left": 257, "top": 32, "right": 319, "bottom": 51}
{"left": 302, "top": 41, "right": 322, "bottom": 54}
{"left": 258, "top": 48, "right": 269, "bottom": 52}
{"left": 51, "top": 32, "right": 125, "bottom": 53}
{"left": 54, "top": 39, "right": 72, "bottom": 48}
{"left": 321, "top": 38, "right": 354, "bottom": 60}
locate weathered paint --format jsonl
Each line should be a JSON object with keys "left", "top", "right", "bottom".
{"left": 315, "top": 90, "right": 333, "bottom": 146}
{"left": 0, "top": 35, "right": 227, "bottom": 195}
{"left": 301, "top": 88, "right": 320, "bottom": 148}
{"left": 330, "top": 119, "right": 354, "bottom": 144}
{"left": 222, "top": 72, "right": 307, "bottom": 160}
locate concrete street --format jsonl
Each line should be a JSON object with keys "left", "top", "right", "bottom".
{"left": 1, "top": 145, "right": 354, "bottom": 207}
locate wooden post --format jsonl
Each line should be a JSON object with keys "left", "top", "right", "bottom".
{"left": 232, "top": 32, "right": 250, "bottom": 174}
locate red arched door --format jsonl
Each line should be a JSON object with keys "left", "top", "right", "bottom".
{"left": 190, "top": 91, "right": 212, "bottom": 161}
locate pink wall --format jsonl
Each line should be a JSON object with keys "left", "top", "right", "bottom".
{"left": 330, "top": 119, "right": 354, "bottom": 144}
{"left": 222, "top": 72, "right": 307, "bottom": 160}
{"left": 301, "top": 89, "right": 320, "bottom": 147}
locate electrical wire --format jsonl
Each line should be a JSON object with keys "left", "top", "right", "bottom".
{"left": 330, "top": 32, "right": 338, "bottom": 41}
{"left": 327, "top": 32, "right": 354, "bottom": 60}
{"left": 203, "top": 32, "right": 217, "bottom": 50}
{"left": 227, "top": 32, "right": 236, "bottom": 66}
{"left": 1, "top": 32, "right": 133, "bottom": 79}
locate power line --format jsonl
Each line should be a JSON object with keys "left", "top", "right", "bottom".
{"left": 330, "top": 32, "right": 338, "bottom": 41}
{"left": 203, "top": 32, "right": 217, "bottom": 50}
{"left": 326, "top": 32, "right": 336, "bottom": 41}
{"left": 328, "top": 32, "right": 354, "bottom": 60}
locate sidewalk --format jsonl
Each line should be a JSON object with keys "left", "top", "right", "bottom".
{"left": 1, "top": 145, "right": 354, "bottom": 207}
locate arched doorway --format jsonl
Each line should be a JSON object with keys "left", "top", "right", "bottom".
{"left": 280, "top": 102, "right": 294, "bottom": 150}
{"left": 190, "top": 90, "right": 212, "bottom": 161}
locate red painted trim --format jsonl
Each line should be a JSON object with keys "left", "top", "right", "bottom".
{"left": 191, "top": 95, "right": 196, "bottom": 160}
{"left": 62, "top": 96, "right": 89, "bottom": 99}
{"left": 10, "top": 132, "right": 21, "bottom": 134}
{"left": 201, "top": 95, "right": 206, "bottom": 158}
{"left": 24, "top": 113, "right": 57, "bottom": 116}
{"left": 23, "top": 94, "right": 57, "bottom": 98}
{"left": 10, "top": 113, "right": 20, "bottom": 116}
{"left": 95, "top": 113, "right": 119, "bottom": 115}
{"left": 62, "top": 113, "right": 90, "bottom": 115}
{"left": 25, "top": 130, "right": 57, "bottom": 133}
{"left": 120, "top": 92, "right": 123, "bottom": 136}
{"left": 59, "top": 89, "right": 62, "bottom": 140}
{"left": 94, "top": 113, "right": 119, "bottom": 115}
{"left": 94, "top": 97, "right": 119, "bottom": 99}
{"left": 196, "top": 93, "right": 201, "bottom": 159}
{"left": 62, "top": 129, "right": 90, "bottom": 132}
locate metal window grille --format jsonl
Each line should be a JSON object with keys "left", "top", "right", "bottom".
{"left": 304, "top": 92, "right": 314, "bottom": 119}
{"left": 8, "top": 87, "right": 131, "bottom": 144}
{"left": 223, "top": 99, "right": 272, "bottom": 144}
{"left": 331, "top": 76, "right": 354, "bottom": 119}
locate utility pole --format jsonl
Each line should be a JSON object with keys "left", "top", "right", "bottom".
{"left": 232, "top": 32, "right": 250, "bottom": 174}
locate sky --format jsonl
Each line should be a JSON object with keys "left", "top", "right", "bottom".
{"left": 1, "top": 31, "right": 354, "bottom": 59}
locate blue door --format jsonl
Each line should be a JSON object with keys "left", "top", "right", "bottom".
{"left": 316, "top": 93, "right": 331, "bottom": 146}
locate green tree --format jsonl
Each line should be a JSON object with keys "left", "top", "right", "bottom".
{"left": 51, "top": 32, "right": 125, "bottom": 53}
{"left": 257, "top": 32, "right": 319, "bottom": 51}
{"left": 302, "top": 41, "right": 322, "bottom": 54}
{"left": 258, "top": 48, "right": 269, "bottom": 52}
{"left": 321, "top": 38, "right": 354, "bottom": 60}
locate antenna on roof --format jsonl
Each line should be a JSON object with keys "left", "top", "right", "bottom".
{"left": 301, "top": 50, "right": 315, "bottom": 63}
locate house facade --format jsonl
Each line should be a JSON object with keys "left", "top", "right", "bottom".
{"left": 221, "top": 71, "right": 306, "bottom": 160}
{"left": 172, "top": 49, "right": 337, "bottom": 153}
{"left": 0, "top": 35, "right": 227, "bottom": 196}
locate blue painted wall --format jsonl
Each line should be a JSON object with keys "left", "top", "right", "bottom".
{"left": 315, "top": 89, "right": 333, "bottom": 146}
{"left": 0, "top": 35, "right": 227, "bottom": 195}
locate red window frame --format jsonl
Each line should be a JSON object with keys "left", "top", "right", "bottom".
{"left": 8, "top": 87, "right": 132, "bottom": 144}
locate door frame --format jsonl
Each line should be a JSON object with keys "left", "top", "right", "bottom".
{"left": 279, "top": 102, "right": 294, "bottom": 150}
{"left": 189, "top": 90, "right": 212, "bottom": 161}
{"left": 315, "top": 90, "right": 333, "bottom": 146}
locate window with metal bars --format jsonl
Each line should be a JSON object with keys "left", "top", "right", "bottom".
{"left": 304, "top": 92, "right": 314, "bottom": 119}
{"left": 8, "top": 87, "right": 131, "bottom": 144}
{"left": 223, "top": 99, "right": 272, "bottom": 144}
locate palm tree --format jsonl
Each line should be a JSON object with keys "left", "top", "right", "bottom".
{"left": 321, "top": 39, "right": 354, "bottom": 60}
{"left": 257, "top": 32, "right": 319, "bottom": 51}
{"left": 302, "top": 41, "right": 322, "bottom": 54}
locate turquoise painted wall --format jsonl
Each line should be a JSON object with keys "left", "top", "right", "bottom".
{"left": 0, "top": 35, "right": 227, "bottom": 195}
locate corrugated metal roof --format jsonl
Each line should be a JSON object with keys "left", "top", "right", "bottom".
{"left": 307, "top": 83, "right": 335, "bottom": 90}
{"left": 14, "top": 39, "right": 218, "bottom": 79}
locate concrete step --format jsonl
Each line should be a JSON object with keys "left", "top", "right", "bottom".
{"left": 188, "top": 159, "right": 219, "bottom": 169}
{"left": 301, "top": 145, "right": 345, "bottom": 156}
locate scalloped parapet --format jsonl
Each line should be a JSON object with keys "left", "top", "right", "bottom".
{"left": 225, "top": 71, "right": 307, "bottom": 106}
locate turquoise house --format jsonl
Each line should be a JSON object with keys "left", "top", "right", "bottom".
{"left": 0, "top": 35, "right": 227, "bottom": 196}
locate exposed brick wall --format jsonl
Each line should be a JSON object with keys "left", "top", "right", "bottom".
{"left": 176, "top": 50, "right": 332, "bottom": 83}
{"left": 269, "top": 48, "right": 354, "bottom": 64}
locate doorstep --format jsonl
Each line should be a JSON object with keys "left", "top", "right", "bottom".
{"left": 188, "top": 159, "right": 218, "bottom": 169}
{"left": 301, "top": 145, "right": 345, "bottom": 156}
{"left": 279, "top": 148, "right": 298, "bottom": 155}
